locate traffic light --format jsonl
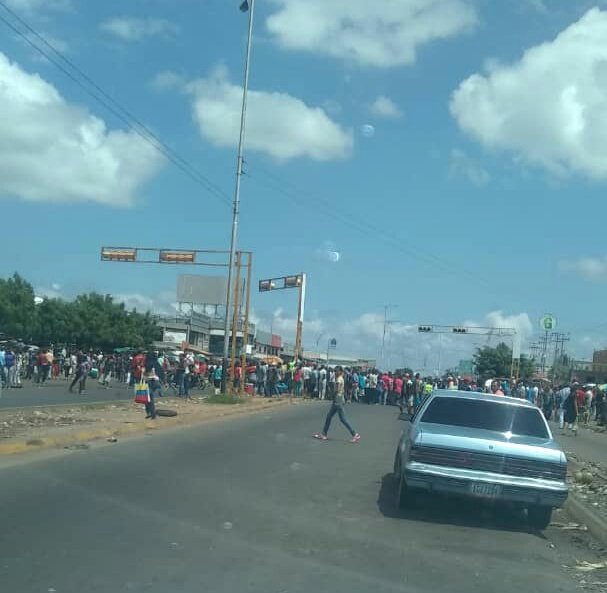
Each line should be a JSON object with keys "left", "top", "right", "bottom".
{"left": 284, "top": 275, "right": 302, "bottom": 288}
{"left": 452, "top": 327, "right": 468, "bottom": 334}
{"left": 101, "top": 248, "right": 136, "bottom": 262}
{"left": 418, "top": 326, "right": 432, "bottom": 333}
{"left": 259, "top": 279, "right": 276, "bottom": 292}
{"left": 159, "top": 250, "right": 195, "bottom": 264}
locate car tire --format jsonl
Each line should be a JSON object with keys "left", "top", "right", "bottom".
{"left": 155, "top": 409, "right": 177, "bottom": 417}
{"left": 393, "top": 450, "right": 401, "bottom": 477}
{"left": 527, "top": 505, "right": 552, "bottom": 530}
{"left": 397, "top": 470, "right": 412, "bottom": 509}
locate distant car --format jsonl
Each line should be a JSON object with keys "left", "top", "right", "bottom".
{"left": 393, "top": 390, "right": 568, "bottom": 529}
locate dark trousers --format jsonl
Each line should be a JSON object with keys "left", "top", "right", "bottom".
{"left": 145, "top": 380, "right": 157, "bottom": 418}
{"left": 69, "top": 371, "right": 85, "bottom": 393}
{"left": 322, "top": 402, "right": 356, "bottom": 437}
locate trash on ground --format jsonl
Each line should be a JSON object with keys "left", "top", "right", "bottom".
{"left": 574, "top": 560, "right": 607, "bottom": 572}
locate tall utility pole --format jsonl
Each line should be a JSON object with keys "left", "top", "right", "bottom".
{"left": 381, "top": 304, "right": 398, "bottom": 365}
{"left": 222, "top": 0, "right": 255, "bottom": 393}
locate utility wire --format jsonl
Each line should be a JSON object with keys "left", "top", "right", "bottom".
{"left": 249, "top": 163, "right": 521, "bottom": 305}
{"left": 0, "top": 2, "right": 231, "bottom": 207}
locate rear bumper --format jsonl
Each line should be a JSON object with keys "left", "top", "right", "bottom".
{"left": 404, "top": 461, "right": 568, "bottom": 507}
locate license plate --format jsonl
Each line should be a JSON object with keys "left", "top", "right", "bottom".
{"left": 469, "top": 482, "right": 502, "bottom": 498}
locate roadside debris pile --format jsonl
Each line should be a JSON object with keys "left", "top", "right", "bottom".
{"left": 566, "top": 454, "right": 607, "bottom": 528}
{"left": 0, "top": 408, "right": 97, "bottom": 438}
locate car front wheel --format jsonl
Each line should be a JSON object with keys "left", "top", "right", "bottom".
{"left": 527, "top": 505, "right": 552, "bottom": 530}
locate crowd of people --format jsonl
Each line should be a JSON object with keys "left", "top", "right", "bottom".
{"left": 2, "top": 345, "right": 606, "bottom": 432}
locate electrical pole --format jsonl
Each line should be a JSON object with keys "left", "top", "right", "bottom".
{"left": 381, "top": 304, "right": 398, "bottom": 366}
{"left": 222, "top": 0, "right": 255, "bottom": 393}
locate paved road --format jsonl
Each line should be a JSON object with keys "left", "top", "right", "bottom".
{"left": 0, "top": 403, "right": 595, "bottom": 593}
{"left": 0, "top": 380, "right": 206, "bottom": 410}
{"left": 550, "top": 420, "right": 606, "bottom": 467}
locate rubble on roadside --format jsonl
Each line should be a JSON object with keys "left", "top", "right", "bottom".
{"left": 0, "top": 408, "right": 99, "bottom": 438}
{"left": 566, "top": 453, "right": 607, "bottom": 531}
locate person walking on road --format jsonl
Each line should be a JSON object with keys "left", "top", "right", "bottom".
{"left": 69, "top": 352, "right": 89, "bottom": 394}
{"left": 563, "top": 385, "right": 578, "bottom": 435}
{"left": 314, "top": 367, "right": 361, "bottom": 443}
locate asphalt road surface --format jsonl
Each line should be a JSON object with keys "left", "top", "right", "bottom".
{"left": 0, "top": 403, "right": 595, "bottom": 593}
{"left": 0, "top": 379, "right": 203, "bottom": 410}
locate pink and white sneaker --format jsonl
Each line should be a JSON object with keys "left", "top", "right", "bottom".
{"left": 313, "top": 433, "right": 328, "bottom": 440}
{"left": 350, "top": 433, "right": 361, "bottom": 443}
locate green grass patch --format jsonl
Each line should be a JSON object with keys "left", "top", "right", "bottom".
{"left": 205, "top": 394, "right": 244, "bottom": 405}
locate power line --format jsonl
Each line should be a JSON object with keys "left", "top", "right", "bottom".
{"left": 248, "top": 163, "right": 521, "bottom": 304}
{"left": 0, "top": 1, "right": 231, "bottom": 208}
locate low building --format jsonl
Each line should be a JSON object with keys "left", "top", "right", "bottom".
{"left": 254, "top": 330, "right": 282, "bottom": 357}
{"left": 154, "top": 312, "right": 254, "bottom": 358}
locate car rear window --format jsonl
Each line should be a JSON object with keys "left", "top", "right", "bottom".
{"left": 420, "top": 397, "right": 549, "bottom": 438}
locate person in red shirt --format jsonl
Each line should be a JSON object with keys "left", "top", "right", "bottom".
{"left": 131, "top": 351, "right": 145, "bottom": 386}
{"left": 393, "top": 375, "right": 403, "bottom": 411}
{"left": 575, "top": 386, "right": 585, "bottom": 408}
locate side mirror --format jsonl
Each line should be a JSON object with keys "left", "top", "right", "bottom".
{"left": 398, "top": 412, "right": 411, "bottom": 422}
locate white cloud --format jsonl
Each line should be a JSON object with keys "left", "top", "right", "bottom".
{"left": 559, "top": 256, "right": 607, "bottom": 281}
{"left": 35, "top": 285, "right": 63, "bottom": 299}
{"left": 185, "top": 66, "right": 353, "bottom": 161}
{"left": 100, "top": 17, "right": 179, "bottom": 42}
{"left": 370, "top": 95, "right": 403, "bottom": 119}
{"left": 0, "top": 52, "right": 164, "bottom": 205}
{"left": 449, "top": 148, "right": 490, "bottom": 186}
{"left": 5, "top": 0, "right": 70, "bottom": 14}
{"left": 113, "top": 291, "right": 177, "bottom": 314}
{"left": 451, "top": 8, "right": 607, "bottom": 181}
{"left": 151, "top": 70, "right": 186, "bottom": 91}
{"left": 266, "top": 0, "right": 478, "bottom": 68}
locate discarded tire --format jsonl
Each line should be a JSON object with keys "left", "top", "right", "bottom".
{"left": 155, "top": 409, "right": 177, "bottom": 417}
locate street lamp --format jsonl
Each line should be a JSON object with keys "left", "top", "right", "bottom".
{"left": 222, "top": 0, "right": 256, "bottom": 393}
{"left": 258, "top": 273, "right": 306, "bottom": 363}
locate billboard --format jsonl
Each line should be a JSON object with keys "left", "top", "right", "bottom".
{"left": 177, "top": 275, "right": 245, "bottom": 306}
{"left": 164, "top": 330, "right": 187, "bottom": 344}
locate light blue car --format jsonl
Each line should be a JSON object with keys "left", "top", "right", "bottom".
{"left": 393, "top": 390, "right": 568, "bottom": 529}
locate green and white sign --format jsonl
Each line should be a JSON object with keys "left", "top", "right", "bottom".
{"left": 540, "top": 314, "right": 557, "bottom": 332}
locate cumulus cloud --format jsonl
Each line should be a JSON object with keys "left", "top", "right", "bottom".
{"left": 451, "top": 8, "right": 607, "bottom": 180}
{"left": 266, "top": 0, "right": 477, "bottom": 68}
{"left": 35, "top": 285, "right": 63, "bottom": 299}
{"left": 112, "top": 291, "right": 178, "bottom": 314}
{"left": 100, "top": 17, "right": 180, "bottom": 42}
{"left": 369, "top": 95, "right": 403, "bottom": 119}
{"left": 185, "top": 66, "right": 353, "bottom": 161}
{"left": 449, "top": 148, "right": 490, "bottom": 186}
{"left": 559, "top": 256, "right": 607, "bottom": 281}
{"left": 0, "top": 53, "right": 164, "bottom": 205}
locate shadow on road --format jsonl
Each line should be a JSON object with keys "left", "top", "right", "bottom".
{"left": 377, "top": 473, "right": 544, "bottom": 537}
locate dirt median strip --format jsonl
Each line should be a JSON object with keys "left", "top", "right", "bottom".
{"left": 0, "top": 397, "right": 292, "bottom": 456}
{"left": 563, "top": 457, "right": 607, "bottom": 546}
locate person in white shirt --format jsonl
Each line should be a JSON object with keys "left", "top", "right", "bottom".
{"left": 318, "top": 366, "right": 327, "bottom": 400}
{"left": 314, "top": 367, "right": 360, "bottom": 443}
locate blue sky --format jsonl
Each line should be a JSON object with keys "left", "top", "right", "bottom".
{"left": 2, "top": 0, "right": 607, "bottom": 368}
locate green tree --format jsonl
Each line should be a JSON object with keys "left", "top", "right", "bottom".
{"left": 0, "top": 273, "right": 36, "bottom": 340}
{"left": 0, "top": 273, "right": 161, "bottom": 350}
{"left": 473, "top": 342, "right": 536, "bottom": 380}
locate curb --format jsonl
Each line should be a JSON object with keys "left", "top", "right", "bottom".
{"left": 0, "top": 398, "right": 290, "bottom": 456}
{"left": 563, "top": 457, "right": 607, "bottom": 546}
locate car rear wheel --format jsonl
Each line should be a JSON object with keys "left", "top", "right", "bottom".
{"left": 527, "top": 505, "right": 552, "bottom": 530}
